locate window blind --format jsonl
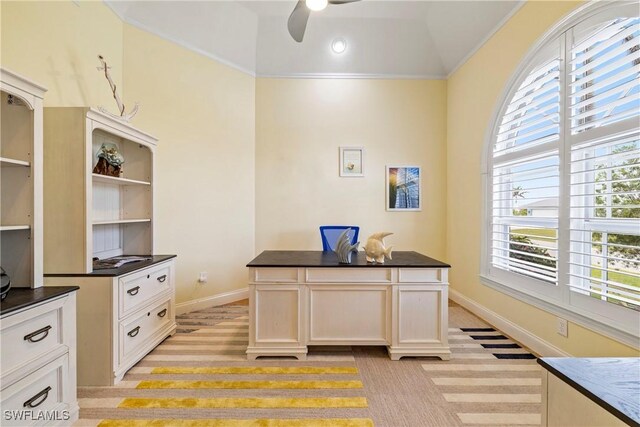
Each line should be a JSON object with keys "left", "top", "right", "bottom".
{"left": 569, "top": 133, "right": 640, "bottom": 310}
{"left": 492, "top": 154, "right": 560, "bottom": 284}
{"left": 494, "top": 55, "right": 561, "bottom": 157}
{"left": 570, "top": 17, "right": 640, "bottom": 134}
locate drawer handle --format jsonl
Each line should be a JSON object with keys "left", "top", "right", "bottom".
{"left": 157, "top": 275, "right": 167, "bottom": 283}
{"left": 127, "top": 326, "right": 141, "bottom": 337}
{"left": 127, "top": 286, "right": 140, "bottom": 296}
{"left": 24, "top": 325, "right": 52, "bottom": 343}
{"left": 23, "top": 386, "right": 52, "bottom": 408}
{"left": 157, "top": 308, "right": 168, "bottom": 318}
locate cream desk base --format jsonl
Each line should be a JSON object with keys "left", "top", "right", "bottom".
{"left": 246, "top": 251, "right": 451, "bottom": 361}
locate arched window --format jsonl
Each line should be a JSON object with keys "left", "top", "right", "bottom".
{"left": 483, "top": 1, "right": 639, "bottom": 345}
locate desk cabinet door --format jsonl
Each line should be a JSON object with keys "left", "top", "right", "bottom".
{"left": 252, "top": 285, "right": 301, "bottom": 344}
{"left": 393, "top": 285, "right": 447, "bottom": 346}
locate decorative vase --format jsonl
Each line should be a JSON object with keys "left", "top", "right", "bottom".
{"left": 0, "top": 267, "right": 11, "bottom": 301}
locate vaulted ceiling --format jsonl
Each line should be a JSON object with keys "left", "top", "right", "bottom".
{"left": 106, "top": 0, "right": 524, "bottom": 78}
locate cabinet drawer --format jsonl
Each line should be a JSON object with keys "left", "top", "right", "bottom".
{"left": 398, "top": 268, "right": 443, "bottom": 283}
{"left": 1, "top": 300, "right": 64, "bottom": 376}
{"left": 119, "top": 262, "right": 172, "bottom": 318}
{"left": 253, "top": 268, "right": 299, "bottom": 283}
{"left": 0, "top": 354, "right": 68, "bottom": 426}
{"left": 120, "top": 299, "right": 171, "bottom": 362}
{"left": 306, "top": 268, "right": 392, "bottom": 283}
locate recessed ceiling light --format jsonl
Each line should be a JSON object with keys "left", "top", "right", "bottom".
{"left": 306, "top": 0, "right": 328, "bottom": 12}
{"left": 331, "top": 38, "right": 347, "bottom": 54}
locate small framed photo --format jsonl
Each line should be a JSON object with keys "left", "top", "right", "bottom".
{"left": 339, "top": 147, "right": 364, "bottom": 177}
{"left": 386, "top": 165, "right": 422, "bottom": 211}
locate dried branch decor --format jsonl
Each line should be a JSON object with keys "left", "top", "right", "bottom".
{"left": 96, "top": 55, "right": 139, "bottom": 122}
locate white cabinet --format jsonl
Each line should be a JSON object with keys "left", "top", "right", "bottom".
{"left": 42, "top": 108, "right": 175, "bottom": 385}
{"left": 0, "top": 68, "right": 46, "bottom": 289}
{"left": 247, "top": 252, "right": 450, "bottom": 361}
{"left": 46, "top": 258, "right": 176, "bottom": 386}
{"left": 0, "top": 291, "right": 78, "bottom": 426}
{"left": 43, "top": 107, "right": 155, "bottom": 274}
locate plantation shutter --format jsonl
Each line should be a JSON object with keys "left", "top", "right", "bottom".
{"left": 494, "top": 52, "right": 561, "bottom": 157}
{"left": 569, "top": 133, "right": 640, "bottom": 309}
{"left": 491, "top": 44, "right": 561, "bottom": 285}
{"left": 568, "top": 12, "right": 640, "bottom": 311}
{"left": 569, "top": 16, "right": 640, "bottom": 134}
{"left": 492, "top": 156, "right": 559, "bottom": 283}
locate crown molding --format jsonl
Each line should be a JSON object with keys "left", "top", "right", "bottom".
{"left": 447, "top": 0, "right": 526, "bottom": 78}
{"left": 256, "top": 72, "right": 446, "bottom": 80}
{"left": 104, "top": 2, "right": 257, "bottom": 77}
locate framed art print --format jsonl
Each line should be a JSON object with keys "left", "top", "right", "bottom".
{"left": 386, "top": 165, "right": 421, "bottom": 211}
{"left": 339, "top": 147, "right": 364, "bottom": 177}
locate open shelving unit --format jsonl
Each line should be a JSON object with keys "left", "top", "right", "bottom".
{"left": 43, "top": 108, "right": 175, "bottom": 388}
{"left": 0, "top": 68, "right": 46, "bottom": 288}
{"left": 44, "top": 108, "right": 157, "bottom": 274}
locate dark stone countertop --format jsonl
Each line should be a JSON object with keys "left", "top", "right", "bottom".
{"left": 44, "top": 255, "right": 177, "bottom": 277}
{"left": 247, "top": 250, "right": 450, "bottom": 268}
{"left": 1, "top": 286, "right": 79, "bottom": 316}
{"left": 538, "top": 357, "right": 640, "bottom": 426}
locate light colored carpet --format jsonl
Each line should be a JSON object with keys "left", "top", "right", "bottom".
{"left": 76, "top": 301, "right": 541, "bottom": 427}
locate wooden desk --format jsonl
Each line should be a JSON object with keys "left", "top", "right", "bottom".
{"left": 246, "top": 250, "right": 451, "bottom": 361}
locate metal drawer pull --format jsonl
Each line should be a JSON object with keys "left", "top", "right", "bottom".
{"left": 157, "top": 308, "right": 168, "bottom": 318}
{"left": 127, "top": 286, "right": 140, "bottom": 296}
{"left": 157, "top": 275, "right": 167, "bottom": 283}
{"left": 23, "top": 386, "right": 51, "bottom": 408}
{"left": 24, "top": 325, "right": 52, "bottom": 343}
{"left": 127, "top": 326, "right": 141, "bottom": 337}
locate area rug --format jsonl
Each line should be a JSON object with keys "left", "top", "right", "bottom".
{"left": 75, "top": 302, "right": 541, "bottom": 427}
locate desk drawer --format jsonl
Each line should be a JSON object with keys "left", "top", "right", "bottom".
{"left": 398, "top": 268, "right": 443, "bottom": 283}
{"left": 0, "top": 354, "right": 68, "bottom": 426}
{"left": 120, "top": 299, "right": 171, "bottom": 362}
{"left": 253, "top": 268, "right": 299, "bottom": 283}
{"left": 119, "top": 262, "right": 172, "bottom": 318}
{"left": 306, "top": 268, "right": 392, "bottom": 283}
{"left": 1, "top": 299, "right": 64, "bottom": 376}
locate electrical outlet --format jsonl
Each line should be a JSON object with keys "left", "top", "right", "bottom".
{"left": 198, "top": 272, "right": 208, "bottom": 283}
{"left": 557, "top": 317, "right": 568, "bottom": 337}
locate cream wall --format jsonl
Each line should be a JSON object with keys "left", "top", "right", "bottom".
{"left": 1, "top": 1, "right": 255, "bottom": 306}
{"left": 0, "top": 1, "right": 123, "bottom": 107}
{"left": 446, "top": 0, "right": 638, "bottom": 356}
{"left": 122, "top": 25, "right": 255, "bottom": 304}
{"left": 255, "top": 78, "right": 447, "bottom": 258}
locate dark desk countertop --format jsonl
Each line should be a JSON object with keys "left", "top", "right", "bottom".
{"left": 538, "top": 357, "right": 640, "bottom": 426}
{"left": 44, "top": 255, "right": 177, "bottom": 277}
{"left": 1, "top": 286, "right": 79, "bottom": 316}
{"left": 247, "top": 250, "right": 450, "bottom": 268}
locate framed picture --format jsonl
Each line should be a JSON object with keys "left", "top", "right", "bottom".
{"left": 386, "top": 165, "right": 422, "bottom": 211}
{"left": 339, "top": 147, "right": 364, "bottom": 177}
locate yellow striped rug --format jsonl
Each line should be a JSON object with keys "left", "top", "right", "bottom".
{"left": 136, "top": 380, "right": 363, "bottom": 389}
{"left": 118, "top": 397, "right": 369, "bottom": 409}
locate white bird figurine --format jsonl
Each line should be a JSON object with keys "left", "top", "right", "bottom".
{"left": 364, "top": 232, "right": 393, "bottom": 263}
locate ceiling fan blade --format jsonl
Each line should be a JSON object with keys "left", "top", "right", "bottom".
{"left": 328, "top": 0, "right": 361, "bottom": 4}
{"left": 288, "top": 0, "right": 311, "bottom": 43}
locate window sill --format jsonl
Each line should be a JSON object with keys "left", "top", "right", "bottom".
{"left": 480, "top": 274, "right": 639, "bottom": 349}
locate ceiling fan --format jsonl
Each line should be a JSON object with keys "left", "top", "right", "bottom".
{"left": 288, "top": 0, "right": 361, "bottom": 43}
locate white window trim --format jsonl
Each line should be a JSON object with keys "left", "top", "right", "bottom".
{"left": 480, "top": 0, "right": 640, "bottom": 349}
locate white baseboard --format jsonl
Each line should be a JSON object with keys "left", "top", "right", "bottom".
{"left": 176, "top": 288, "right": 248, "bottom": 315}
{"left": 449, "top": 289, "right": 571, "bottom": 357}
